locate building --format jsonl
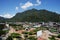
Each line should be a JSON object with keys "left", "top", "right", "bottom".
{"left": 33, "top": 24, "right": 41, "bottom": 28}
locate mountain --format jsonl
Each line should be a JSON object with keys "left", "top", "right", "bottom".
{"left": 10, "top": 9, "right": 60, "bottom": 22}
{"left": 0, "top": 16, "right": 9, "bottom": 23}
{"left": 0, "top": 16, "right": 6, "bottom": 22}
{"left": 0, "top": 16, "right": 4, "bottom": 20}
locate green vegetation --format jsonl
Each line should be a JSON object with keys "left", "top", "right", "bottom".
{"left": 23, "top": 31, "right": 37, "bottom": 40}
{"left": 11, "top": 9, "right": 60, "bottom": 22}
{"left": 28, "top": 32, "right": 34, "bottom": 35}
{"left": 6, "top": 33, "right": 22, "bottom": 40}
{"left": 23, "top": 31, "right": 29, "bottom": 34}
{"left": 0, "top": 24, "right": 7, "bottom": 36}
{"left": 6, "top": 36, "right": 13, "bottom": 40}
{"left": 9, "top": 24, "right": 23, "bottom": 30}
{"left": 0, "top": 9, "right": 60, "bottom": 22}
{"left": 23, "top": 31, "right": 36, "bottom": 35}
{"left": 34, "top": 27, "right": 48, "bottom": 32}
{"left": 49, "top": 36, "right": 56, "bottom": 40}
{"left": 49, "top": 27, "right": 57, "bottom": 33}
{"left": 57, "top": 34, "right": 60, "bottom": 38}
{"left": 11, "top": 33, "right": 21, "bottom": 38}
{"left": 24, "top": 34, "right": 28, "bottom": 38}
{"left": 9, "top": 24, "right": 22, "bottom": 26}
{"left": 0, "top": 30, "right": 6, "bottom": 36}
{"left": 28, "top": 36, "right": 37, "bottom": 40}
{"left": 0, "top": 24, "right": 5, "bottom": 30}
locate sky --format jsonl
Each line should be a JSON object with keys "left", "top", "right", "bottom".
{"left": 0, "top": 0, "right": 60, "bottom": 18}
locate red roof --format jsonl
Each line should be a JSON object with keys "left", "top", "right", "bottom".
{"left": 37, "top": 37, "right": 44, "bottom": 40}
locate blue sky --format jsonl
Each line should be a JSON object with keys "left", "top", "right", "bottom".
{"left": 0, "top": 0, "right": 60, "bottom": 18}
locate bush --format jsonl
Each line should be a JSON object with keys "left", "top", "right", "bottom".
{"left": 24, "top": 34, "right": 28, "bottom": 38}
{"left": 23, "top": 32, "right": 29, "bottom": 34}
{"left": 49, "top": 36, "right": 56, "bottom": 40}
{"left": 6, "top": 36, "right": 13, "bottom": 40}
{"left": 28, "top": 36, "right": 37, "bottom": 40}
{"left": 0, "top": 30, "right": 6, "bottom": 36}
{"left": 57, "top": 34, "right": 60, "bottom": 38}
{"left": 50, "top": 28, "right": 57, "bottom": 32}
{"left": 11, "top": 33, "right": 21, "bottom": 38}
{"left": 28, "top": 32, "right": 33, "bottom": 35}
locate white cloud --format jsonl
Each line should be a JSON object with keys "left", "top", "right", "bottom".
{"left": 16, "top": 7, "right": 19, "bottom": 10}
{"left": 20, "top": 0, "right": 41, "bottom": 9}
{"left": 21, "top": 1, "right": 33, "bottom": 9}
{"left": 35, "top": 0, "right": 41, "bottom": 6}
{"left": 0, "top": 13, "right": 14, "bottom": 18}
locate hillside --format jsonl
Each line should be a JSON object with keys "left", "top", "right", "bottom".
{"left": 0, "top": 16, "right": 6, "bottom": 22}
{"left": 10, "top": 9, "right": 59, "bottom": 22}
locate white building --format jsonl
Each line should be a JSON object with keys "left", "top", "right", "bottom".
{"left": 5, "top": 24, "right": 9, "bottom": 28}
{"left": 33, "top": 24, "right": 41, "bottom": 28}
{"left": 23, "top": 24, "right": 30, "bottom": 28}
{"left": 37, "top": 30, "right": 42, "bottom": 37}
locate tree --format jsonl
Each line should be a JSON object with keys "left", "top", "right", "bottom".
{"left": 6, "top": 36, "right": 13, "bottom": 40}
{"left": 49, "top": 36, "right": 56, "bottom": 40}
{"left": 28, "top": 36, "right": 37, "bottom": 40}
{"left": 0, "top": 24, "right": 5, "bottom": 30}
{"left": 0, "top": 30, "right": 6, "bottom": 36}
{"left": 57, "top": 34, "right": 60, "bottom": 38}
{"left": 11, "top": 33, "right": 21, "bottom": 38}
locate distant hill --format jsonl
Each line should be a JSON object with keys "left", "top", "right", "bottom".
{"left": 0, "top": 16, "right": 9, "bottom": 23}
{"left": 0, "top": 16, "right": 5, "bottom": 20}
{"left": 0, "top": 9, "right": 60, "bottom": 22}
{"left": 10, "top": 9, "right": 60, "bottom": 22}
{"left": 0, "top": 16, "right": 5, "bottom": 22}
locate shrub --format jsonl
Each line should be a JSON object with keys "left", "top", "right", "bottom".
{"left": 57, "top": 34, "right": 60, "bottom": 38}
{"left": 49, "top": 36, "right": 56, "bottom": 40}
{"left": 6, "top": 36, "right": 13, "bottom": 40}
{"left": 28, "top": 36, "right": 37, "bottom": 40}
{"left": 11, "top": 33, "right": 21, "bottom": 38}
